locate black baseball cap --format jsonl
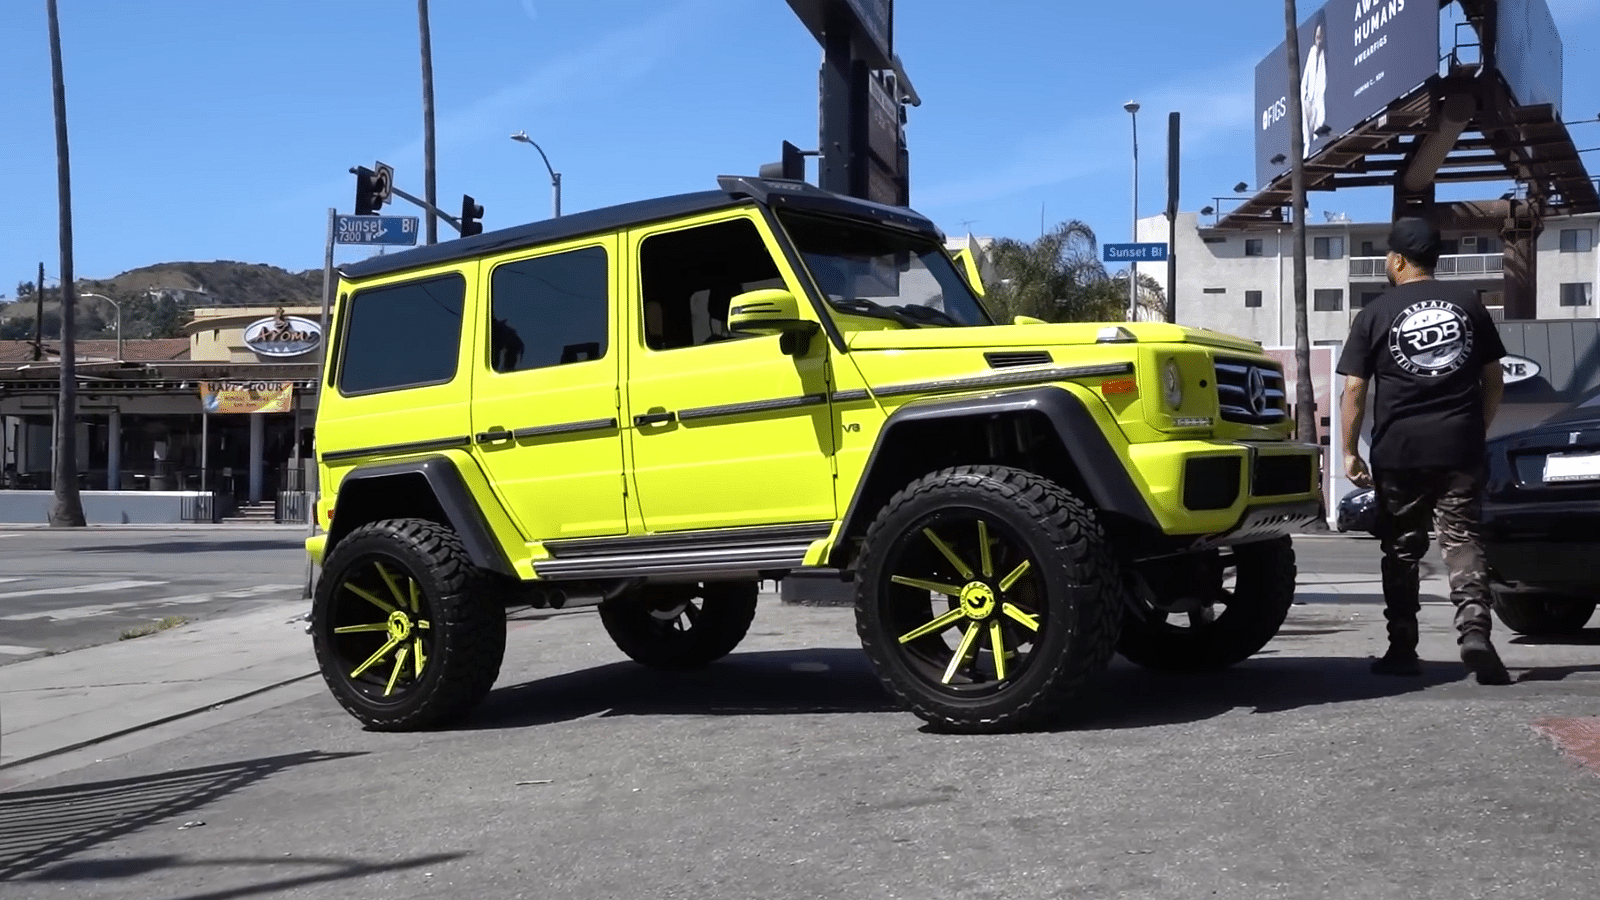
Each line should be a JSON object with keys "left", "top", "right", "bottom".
{"left": 1388, "top": 217, "right": 1441, "bottom": 266}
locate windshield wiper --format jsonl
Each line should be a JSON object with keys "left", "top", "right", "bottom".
{"left": 830, "top": 297, "right": 954, "bottom": 328}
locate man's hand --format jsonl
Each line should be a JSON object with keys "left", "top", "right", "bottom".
{"left": 1345, "top": 451, "right": 1372, "bottom": 489}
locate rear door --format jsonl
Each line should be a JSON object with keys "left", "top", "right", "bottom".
{"left": 469, "top": 236, "right": 628, "bottom": 540}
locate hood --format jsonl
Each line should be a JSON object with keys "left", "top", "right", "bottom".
{"left": 845, "top": 322, "right": 1267, "bottom": 355}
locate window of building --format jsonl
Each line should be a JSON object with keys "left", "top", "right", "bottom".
{"left": 1244, "top": 290, "right": 1263, "bottom": 308}
{"left": 1244, "top": 239, "right": 1264, "bottom": 257}
{"left": 1313, "top": 288, "right": 1344, "bottom": 311}
{"left": 639, "top": 218, "right": 783, "bottom": 351}
{"left": 1560, "top": 229, "right": 1594, "bottom": 253}
{"left": 1313, "top": 236, "right": 1345, "bottom": 259}
{"left": 487, "top": 246, "right": 610, "bottom": 373}
{"left": 1201, "top": 236, "right": 1227, "bottom": 244}
{"left": 1357, "top": 291, "right": 1383, "bottom": 308}
{"left": 1559, "top": 283, "right": 1593, "bottom": 307}
{"left": 1202, "top": 287, "right": 1226, "bottom": 294}
{"left": 1359, "top": 241, "right": 1378, "bottom": 257}
{"left": 337, "top": 274, "right": 464, "bottom": 394}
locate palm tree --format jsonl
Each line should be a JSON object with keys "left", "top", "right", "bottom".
{"left": 418, "top": 0, "right": 438, "bottom": 244}
{"left": 45, "top": 0, "right": 85, "bottom": 526}
{"left": 982, "top": 220, "right": 1165, "bottom": 324}
{"left": 1284, "top": 0, "right": 1317, "bottom": 444}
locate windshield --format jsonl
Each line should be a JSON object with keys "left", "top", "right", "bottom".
{"left": 778, "top": 211, "right": 993, "bottom": 328}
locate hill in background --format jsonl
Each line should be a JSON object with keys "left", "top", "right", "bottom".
{"left": 1, "top": 261, "right": 322, "bottom": 341}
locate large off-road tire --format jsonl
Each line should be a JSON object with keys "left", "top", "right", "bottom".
{"left": 855, "top": 465, "right": 1123, "bottom": 734}
{"left": 598, "top": 581, "right": 759, "bottom": 669}
{"left": 311, "top": 518, "right": 506, "bottom": 731}
{"left": 1492, "top": 587, "right": 1596, "bottom": 636}
{"left": 1116, "top": 536, "right": 1297, "bottom": 672}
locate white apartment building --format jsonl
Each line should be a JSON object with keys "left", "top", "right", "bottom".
{"left": 1135, "top": 211, "right": 1600, "bottom": 346}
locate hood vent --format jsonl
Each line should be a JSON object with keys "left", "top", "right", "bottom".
{"left": 984, "top": 350, "right": 1053, "bottom": 369}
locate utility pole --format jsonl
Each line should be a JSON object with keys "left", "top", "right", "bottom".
{"left": 34, "top": 262, "right": 44, "bottom": 360}
{"left": 418, "top": 0, "right": 439, "bottom": 245}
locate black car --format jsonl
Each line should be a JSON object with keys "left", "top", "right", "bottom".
{"left": 1483, "top": 387, "right": 1600, "bottom": 635}
{"left": 1336, "top": 486, "right": 1378, "bottom": 535}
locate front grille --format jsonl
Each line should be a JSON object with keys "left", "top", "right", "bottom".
{"left": 984, "top": 350, "right": 1052, "bottom": 369}
{"left": 1253, "top": 454, "right": 1312, "bottom": 497}
{"left": 1183, "top": 456, "right": 1242, "bottom": 511}
{"left": 1215, "top": 357, "right": 1288, "bottom": 425}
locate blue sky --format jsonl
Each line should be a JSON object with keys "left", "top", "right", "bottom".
{"left": 2, "top": 0, "right": 1598, "bottom": 298}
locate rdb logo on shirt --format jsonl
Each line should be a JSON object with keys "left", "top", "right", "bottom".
{"left": 1389, "top": 300, "right": 1475, "bottom": 376}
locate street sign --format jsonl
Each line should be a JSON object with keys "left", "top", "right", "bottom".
{"left": 1103, "top": 242, "right": 1169, "bottom": 263}
{"left": 335, "top": 215, "right": 419, "bottom": 246}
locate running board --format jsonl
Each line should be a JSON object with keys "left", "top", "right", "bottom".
{"left": 535, "top": 524, "right": 830, "bottom": 580}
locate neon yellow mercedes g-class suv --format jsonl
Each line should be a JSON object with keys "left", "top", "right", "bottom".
{"left": 306, "top": 175, "right": 1321, "bottom": 734}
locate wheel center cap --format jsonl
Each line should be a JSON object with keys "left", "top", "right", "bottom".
{"left": 959, "top": 582, "right": 997, "bottom": 619}
{"left": 386, "top": 610, "right": 413, "bottom": 641}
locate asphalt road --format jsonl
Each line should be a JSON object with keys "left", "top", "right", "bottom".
{"left": 5, "top": 531, "right": 1599, "bottom": 899}
{"left": 0, "top": 527, "right": 308, "bottom": 664}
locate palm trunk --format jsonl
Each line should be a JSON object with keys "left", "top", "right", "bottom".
{"left": 46, "top": 0, "right": 85, "bottom": 527}
{"left": 1284, "top": 0, "right": 1317, "bottom": 448}
{"left": 418, "top": 0, "right": 438, "bottom": 245}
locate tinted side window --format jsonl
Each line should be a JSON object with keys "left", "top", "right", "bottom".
{"left": 639, "top": 218, "right": 781, "bottom": 351}
{"left": 338, "top": 274, "right": 465, "bottom": 394}
{"left": 489, "top": 246, "right": 609, "bottom": 372}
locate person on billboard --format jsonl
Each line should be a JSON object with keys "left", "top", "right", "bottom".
{"left": 1301, "top": 10, "right": 1328, "bottom": 156}
{"left": 1336, "top": 217, "right": 1510, "bottom": 684}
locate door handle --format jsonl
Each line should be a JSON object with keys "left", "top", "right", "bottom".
{"left": 633, "top": 411, "right": 677, "bottom": 426}
{"left": 475, "top": 428, "right": 513, "bottom": 443}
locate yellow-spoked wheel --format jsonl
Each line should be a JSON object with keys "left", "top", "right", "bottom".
{"left": 311, "top": 518, "right": 505, "bottom": 731}
{"left": 856, "top": 466, "right": 1122, "bottom": 733}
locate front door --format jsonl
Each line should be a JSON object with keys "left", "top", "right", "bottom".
{"left": 470, "top": 238, "right": 628, "bottom": 539}
{"left": 624, "top": 213, "right": 837, "bottom": 532}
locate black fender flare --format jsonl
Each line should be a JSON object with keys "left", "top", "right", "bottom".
{"left": 326, "top": 456, "right": 515, "bottom": 578}
{"left": 830, "top": 386, "right": 1157, "bottom": 567}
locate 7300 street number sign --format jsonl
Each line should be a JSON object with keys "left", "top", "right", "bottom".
{"left": 336, "top": 215, "right": 419, "bottom": 246}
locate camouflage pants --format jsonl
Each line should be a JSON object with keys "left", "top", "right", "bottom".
{"left": 1374, "top": 465, "right": 1494, "bottom": 648}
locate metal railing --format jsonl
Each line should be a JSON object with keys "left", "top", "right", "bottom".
{"left": 1349, "top": 254, "right": 1503, "bottom": 278}
{"left": 182, "top": 492, "right": 219, "bottom": 523}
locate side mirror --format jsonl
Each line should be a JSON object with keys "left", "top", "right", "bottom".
{"left": 727, "top": 289, "right": 819, "bottom": 355}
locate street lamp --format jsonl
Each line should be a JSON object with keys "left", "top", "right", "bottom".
{"left": 1124, "top": 100, "right": 1140, "bottom": 322}
{"left": 78, "top": 292, "right": 121, "bottom": 361}
{"left": 509, "top": 131, "right": 562, "bottom": 218}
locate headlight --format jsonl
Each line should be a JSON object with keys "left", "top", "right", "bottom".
{"left": 1161, "top": 359, "right": 1184, "bottom": 409}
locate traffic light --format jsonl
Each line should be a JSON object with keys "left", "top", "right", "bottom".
{"left": 460, "top": 194, "right": 484, "bottom": 237}
{"left": 759, "top": 141, "right": 808, "bottom": 181}
{"left": 353, "top": 163, "right": 392, "bottom": 215}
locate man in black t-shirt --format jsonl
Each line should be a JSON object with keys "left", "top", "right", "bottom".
{"left": 1336, "top": 217, "right": 1510, "bottom": 684}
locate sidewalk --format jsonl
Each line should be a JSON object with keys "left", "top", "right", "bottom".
{"left": 0, "top": 603, "right": 322, "bottom": 789}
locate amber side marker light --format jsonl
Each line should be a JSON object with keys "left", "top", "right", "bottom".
{"left": 1100, "top": 379, "right": 1138, "bottom": 396}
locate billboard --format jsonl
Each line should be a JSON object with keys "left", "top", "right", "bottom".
{"left": 1497, "top": 0, "right": 1563, "bottom": 115}
{"left": 1253, "top": 0, "right": 1438, "bottom": 188}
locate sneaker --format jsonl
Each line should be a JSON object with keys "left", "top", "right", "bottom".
{"left": 1370, "top": 646, "right": 1422, "bottom": 676}
{"left": 1459, "top": 632, "right": 1512, "bottom": 685}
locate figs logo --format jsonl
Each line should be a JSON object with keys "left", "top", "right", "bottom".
{"left": 243, "top": 308, "right": 321, "bottom": 358}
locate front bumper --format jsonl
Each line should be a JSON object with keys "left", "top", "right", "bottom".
{"left": 1125, "top": 439, "right": 1323, "bottom": 538}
